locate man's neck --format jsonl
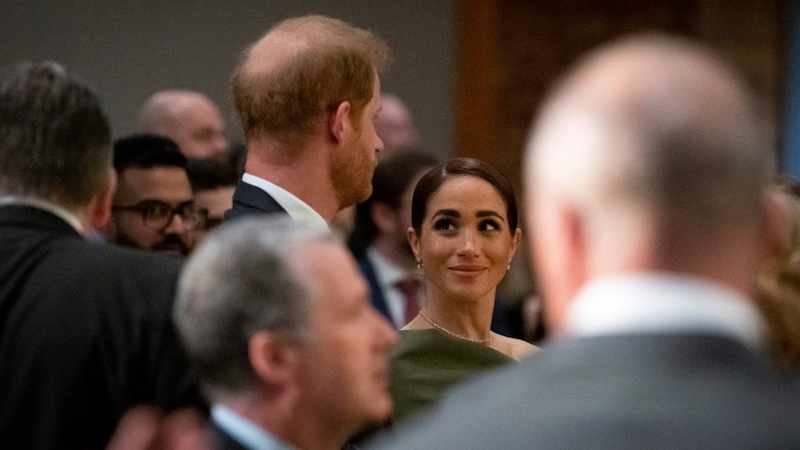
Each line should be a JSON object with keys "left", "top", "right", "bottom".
{"left": 245, "top": 140, "right": 340, "bottom": 221}
{"left": 222, "top": 396, "right": 348, "bottom": 450}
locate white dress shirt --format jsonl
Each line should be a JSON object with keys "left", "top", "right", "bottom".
{"left": 564, "top": 272, "right": 767, "bottom": 352}
{"left": 241, "top": 173, "right": 329, "bottom": 233}
{"left": 212, "top": 405, "right": 295, "bottom": 450}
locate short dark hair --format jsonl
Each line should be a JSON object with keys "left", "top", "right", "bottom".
{"left": 411, "top": 157, "right": 519, "bottom": 235}
{"left": 0, "top": 61, "right": 111, "bottom": 208}
{"left": 185, "top": 158, "right": 239, "bottom": 192}
{"left": 113, "top": 134, "right": 186, "bottom": 173}
{"left": 349, "top": 149, "right": 439, "bottom": 256}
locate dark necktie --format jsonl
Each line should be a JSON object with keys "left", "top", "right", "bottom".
{"left": 394, "top": 277, "right": 421, "bottom": 325}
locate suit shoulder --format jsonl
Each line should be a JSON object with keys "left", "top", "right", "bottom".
{"left": 45, "top": 239, "right": 183, "bottom": 295}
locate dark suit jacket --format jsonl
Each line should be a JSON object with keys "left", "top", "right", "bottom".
{"left": 0, "top": 205, "right": 200, "bottom": 449}
{"left": 223, "top": 180, "right": 287, "bottom": 222}
{"left": 209, "top": 422, "right": 250, "bottom": 450}
{"left": 357, "top": 255, "right": 392, "bottom": 324}
{"left": 373, "top": 333, "right": 800, "bottom": 449}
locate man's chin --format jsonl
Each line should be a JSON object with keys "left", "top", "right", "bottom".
{"left": 366, "top": 394, "right": 393, "bottom": 423}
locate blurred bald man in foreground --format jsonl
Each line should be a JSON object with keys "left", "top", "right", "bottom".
{"left": 371, "top": 34, "right": 800, "bottom": 449}
{"left": 138, "top": 90, "right": 230, "bottom": 162}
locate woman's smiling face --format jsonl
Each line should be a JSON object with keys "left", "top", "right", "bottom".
{"left": 409, "top": 175, "right": 520, "bottom": 304}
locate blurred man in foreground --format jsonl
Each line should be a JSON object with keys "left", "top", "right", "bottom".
{"left": 371, "top": 34, "right": 800, "bottom": 449}
{"left": 0, "top": 62, "right": 197, "bottom": 449}
{"left": 175, "top": 217, "right": 397, "bottom": 450}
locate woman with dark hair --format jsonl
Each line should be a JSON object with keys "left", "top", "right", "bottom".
{"left": 390, "top": 157, "right": 536, "bottom": 424}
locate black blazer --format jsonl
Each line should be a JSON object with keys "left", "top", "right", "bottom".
{"left": 0, "top": 205, "right": 200, "bottom": 449}
{"left": 223, "top": 179, "right": 287, "bottom": 222}
{"left": 357, "top": 255, "right": 392, "bottom": 324}
{"left": 209, "top": 422, "right": 250, "bottom": 450}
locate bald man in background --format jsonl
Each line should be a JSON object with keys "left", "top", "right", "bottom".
{"left": 371, "top": 34, "right": 800, "bottom": 449}
{"left": 138, "top": 90, "right": 230, "bottom": 162}
{"left": 374, "top": 93, "right": 420, "bottom": 157}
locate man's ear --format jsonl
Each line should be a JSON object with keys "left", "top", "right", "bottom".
{"left": 563, "top": 207, "right": 587, "bottom": 285}
{"left": 532, "top": 202, "right": 587, "bottom": 335}
{"left": 88, "top": 168, "right": 117, "bottom": 235}
{"left": 328, "top": 101, "right": 352, "bottom": 144}
{"left": 248, "top": 331, "right": 298, "bottom": 386}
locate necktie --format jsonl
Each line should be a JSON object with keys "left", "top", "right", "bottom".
{"left": 394, "top": 277, "right": 421, "bottom": 325}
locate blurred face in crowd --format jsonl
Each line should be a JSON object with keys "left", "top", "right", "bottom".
{"left": 290, "top": 241, "right": 397, "bottom": 435}
{"left": 409, "top": 175, "right": 520, "bottom": 304}
{"left": 374, "top": 94, "right": 420, "bottom": 154}
{"left": 168, "top": 95, "right": 229, "bottom": 162}
{"left": 192, "top": 185, "right": 235, "bottom": 244}
{"left": 108, "top": 166, "right": 199, "bottom": 257}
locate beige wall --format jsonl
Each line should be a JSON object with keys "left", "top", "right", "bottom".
{"left": 2, "top": 0, "right": 454, "bottom": 157}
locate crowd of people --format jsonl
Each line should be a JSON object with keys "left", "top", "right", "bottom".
{"left": 2, "top": 12, "right": 800, "bottom": 450}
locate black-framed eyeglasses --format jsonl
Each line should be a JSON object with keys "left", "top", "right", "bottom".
{"left": 112, "top": 200, "right": 208, "bottom": 230}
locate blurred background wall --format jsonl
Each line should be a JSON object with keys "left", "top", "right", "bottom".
{"left": 455, "top": 0, "right": 787, "bottom": 193}
{"left": 1, "top": 0, "right": 455, "bottom": 157}
{"left": 453, "top": 0, "right": 789, "bottom": 300}
{"left": 2, "top": 0, "right": 792, "bottom": 175}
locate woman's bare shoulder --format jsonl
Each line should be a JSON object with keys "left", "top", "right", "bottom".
{"left": 493, "top": 334, "right": 539, "bottom": 360}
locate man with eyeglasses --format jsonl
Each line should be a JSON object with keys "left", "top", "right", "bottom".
{"left": 102, "top": 134, "right": 206, "bottom": 257}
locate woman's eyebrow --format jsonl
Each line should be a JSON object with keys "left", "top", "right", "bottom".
{"left": 431, "top": 209, "right": 460, "bottom": 219}
{"left": 476, "top": 210, "right": 504, "bottom": 221}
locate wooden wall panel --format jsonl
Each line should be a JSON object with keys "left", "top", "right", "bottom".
{"left": 455, "top": 0, "right": 786, "bottom": 300}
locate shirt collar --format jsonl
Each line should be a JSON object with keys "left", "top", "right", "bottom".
{"left": 0, "top": 196, "right": 85, "bottom": 235}
{"left": 241, "top": 173, "right": 330, "bottom": 233}
{"left": 564, "top": 272, "right": 768, "bottom": 352}
{"left": 211, "top": 405, "right": 296, "bottom": 450}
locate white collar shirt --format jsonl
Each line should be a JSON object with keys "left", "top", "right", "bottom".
{"left": 564, "top": 272, "right": 767, "bottom": 352}
{"left": 211, "top": 405, "right": 295, "bottom": 450}
{"left": 241, "top": 173, "right": 330, "bottom": 234}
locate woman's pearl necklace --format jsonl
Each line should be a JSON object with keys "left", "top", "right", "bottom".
{"left": 418, "top": 311, "right": 492, "bottom": 345}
